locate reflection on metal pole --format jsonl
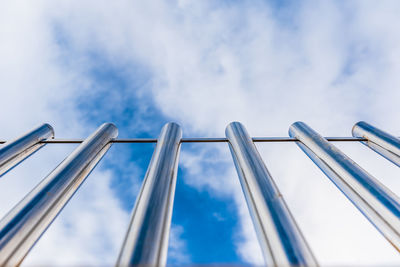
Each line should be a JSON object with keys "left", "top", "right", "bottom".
{"left": 290, "top": 121, "right": 400, "bottom": 251}
{"left": 116, "top": 122, "right": 182, "bottom": 267}
{"left": 0, "top": 123, "right": 117, "bottom": 266}
{"left": 226, "top": 122, "right": 317, "bottom": 266}
{"left": 352, "top": 121, "right": 400, "bottom": 167}
{"left": 0, "top": 124, "right": 54, "bottom": 177}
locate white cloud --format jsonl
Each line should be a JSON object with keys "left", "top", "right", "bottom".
{"left": 168, "top": 225, "right": 190, "bottom": 264}
{"left": 0, "top": 1, "right": 162, "bottom": 266}
{"left": 139, "top": 1, "right": 400, "bottom": 264}
{"left": 179, "top": 144, "right": 264, "bottom": 263}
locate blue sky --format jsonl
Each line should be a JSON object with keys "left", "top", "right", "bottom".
{"left": 1, "top": 0, "right": 400, "bottom": 265}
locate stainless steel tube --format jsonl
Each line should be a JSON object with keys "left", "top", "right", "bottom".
{"left": 226, "top": 122, "right": 317, "bottom": 266}
{"left": 116, "top": 122, "right": 182, "bottom": 267}
{"left": 352, "top": 121, "right": 400, "bottom": 167}
{"left": 0, "top": 123, "right": 117, "bottom": 266}
{"left": 0, "top": 124, "right": 54, "bottom": 177}
{"left": 289, "top": 121, "right": 400, "bottom": 251}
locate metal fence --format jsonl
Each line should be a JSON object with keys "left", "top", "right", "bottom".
{"left": 0, "top": 121, "right": 399, "bottom": 266}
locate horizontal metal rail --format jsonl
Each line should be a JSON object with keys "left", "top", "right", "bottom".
{"left": 0, "top": 120, "right": 398, "bottom": 266}
{"left": 0, "top": 137, "right": 372, "bottom": 144}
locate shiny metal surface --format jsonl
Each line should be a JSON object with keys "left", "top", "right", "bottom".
{"left": 116, "top": 122, "right": 182, "bottom": 267}
{"left": 0, "top": 136, "right": 371, "bottom": 144}
{"left": 0, "top": 123, "right": 117, "bottom": 266}
{"left": 226, "top": 122, "right": 318, "bottom": 267}
{"left": 290, "top": 121, "right": 400, "bottom": 251}
{"left": 352, "top": 121, "right": 400, "bottom": 167}
{"left": 0, "top": 124, "right": 54, "bottom": 177}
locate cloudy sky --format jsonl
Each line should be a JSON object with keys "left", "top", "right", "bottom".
{"left": 1, "top": 0, "right": 400, "bottom": 265}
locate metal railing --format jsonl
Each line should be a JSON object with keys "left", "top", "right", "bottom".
{"left": 0, "top": 121, "right": 399, "bottom": 266}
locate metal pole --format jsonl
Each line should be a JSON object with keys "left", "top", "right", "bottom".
{"left": 352, "top": 121, "right": 400, "bottom": 167}
{"left": 289, "top": 121, "right": 400, "bottom": 251}
{"left": 0, "top": 123, "right": 117, "bottom": 266}
{"left": 0, "top": 124, "right": 54, "bottom": 177}
{"left": 226, "top": 122, "right": 317, "bottom": 267}
{"left": 116, "top": 122, "right": 182, "bottom": 267}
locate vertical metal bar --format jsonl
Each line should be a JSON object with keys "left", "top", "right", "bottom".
{"left": 352, "top": 121, "right": 400, "bottom": 167}
{"left": 0, "top": 124, "right": 54, "bottom": 177}
{"left": 116, "top": 122, "right": 182, "bottom": 267}
{"left": 289, "top": 121, "right": 400, "bottom": 251}
{"left": 226, "top": 122, "right": 317, "bottom": 267}
{"left": 0, "top": 123, "right": 117, "bottom": 266}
